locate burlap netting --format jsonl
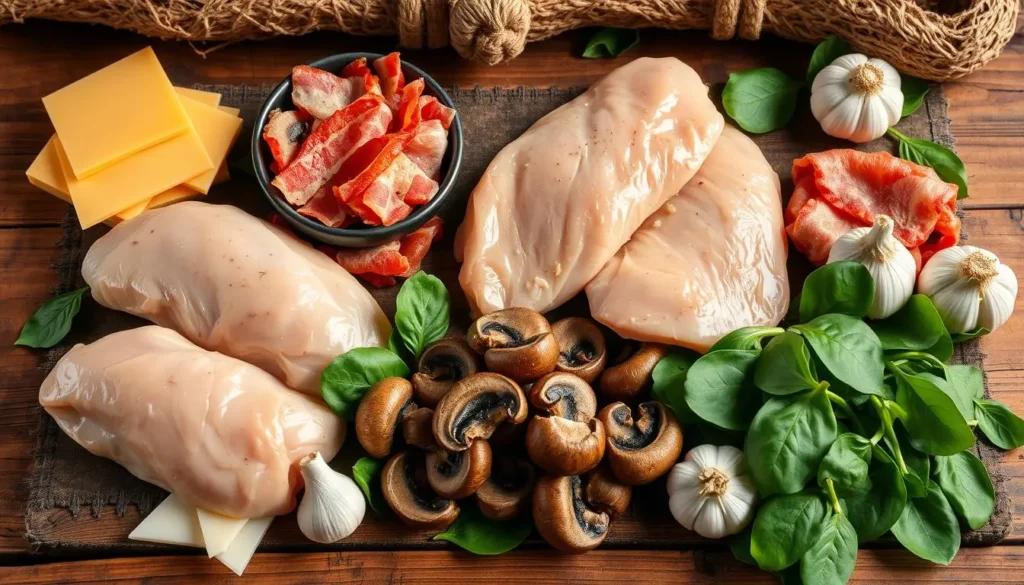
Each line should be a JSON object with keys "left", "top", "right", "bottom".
{"left": 0, "top": 0, "right": 1017, "bottom": 80}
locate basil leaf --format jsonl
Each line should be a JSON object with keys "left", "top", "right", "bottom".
{"left": 946, "top": 365, "right": 985, "bottom": 402}
{"left": 388, "top": 328, "right": 416, "bottom": 368}
{"left": 750, "top": 492, "right": 828, "bottom": 571}
{"left": 951, "top": 327, "right": 988, "bottom": 343}
{"left": 916, "top": 371, "right": 975, "bottom": 421}
{"left": 582, "top": 28, "right": 639, "bottom": 58}
{"left": 890, "top": 129, "right": 968, "bottom": 200}
{"left": 933, "top": 451, "right": 995, "bottom": 530}
{"left": 818, "top": 433, "right": 872, "bottom": 495}
{"left": 871, "top": 294, "right": 951, "bottom": 361}
{"left": 394, "top": 271, "right": 450, "bottom": 359}
{"left": 792, "top": 314, "right": 884, "bottom": 396}
{"left": 800, "top": 513, "right": 858, "bottom": 585}
{"left": 729, "top": 526, "right": 757, "bottom": 566}
{"left": 320, "top": 347, "right": 411, "bottom": 419}
{"left": 709, "top": 326, "right": 783, "bottom": 352}
{"left": 842, "top": 448, "right": 907, "bottom": 541}
{"left": 683, "top": 349, "right": 761, "bottom": 430}
{"left": 806, "top": 35, "right": 851, "bottom": 86}
{"left": 900, "top": 76, "right": 931, "bottom": 117}
{"left": 799, "top": 262, "right": 874, "bottom": 322}
{"left": 974, "top": 398, "right": 1024, "bottom": 449}
{"left": 755, "top": 331, "right": 819, "bottom": 396}
{"left": 722, "top": 68, "right": 802, "bottom": 134}
{"left": 745, "top": 387, "right": 838, "bottom": 496}
{"left": 15, "top": 286, "right": 89, "bottom": 348}
{"left": 433, "top": 504, "right": 531, "bottom": 555}
{"left": 891, "top": 479, "right": 960, "bottom": 564}
{"left": 651, "top": 348, "right": 700, "bottom": 423}
{"left": 352, "top": 457, "right": 388, "bottom": 516}
{"left": 894, "top": 369, "right": 975, "bottom": 455}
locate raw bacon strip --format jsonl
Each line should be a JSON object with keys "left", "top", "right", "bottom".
{"left": 263, "top": 109, "right": 312, "bottom": 171}
{"left": 297, "top": 135, "right": 391, "bottom": 227}
{"left": 341, "top": 58, "right": 372, "bottom": 78}
{"left": 418, "top": 95, "right": 456, "bottom": 131}
{"left": 392, "top": 79, "right": 425, "bottom": 132}
{"left": 298, "top": 184, "right": 349, "bottom": 227}
{"left": 399, "top": 217, "right": 444, "bottom": 276}
{"left": 334, "top": 240, "right": 410, "bottom": 277}
{"left": 373, "top": 52, "right": 406, "bottom": 104}
{"left": 334, "top": 129, "right": 415, "bottom": 222}
{"left": 291, "top": 65, "right": 365, "bottom": 120}
{"left": 405, "top": 119, "right": 447, "bottom": 180}
{"left": 272, "top": 94, "right": 391, "bottom": 206}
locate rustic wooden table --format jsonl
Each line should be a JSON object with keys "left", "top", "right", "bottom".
{"left": 0, "top": 22, "right": 1022, "bottom": 584}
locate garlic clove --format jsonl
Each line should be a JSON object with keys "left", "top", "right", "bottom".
{"left": 669, "top": 489, "right": 706, "bottom": 530}
{"left": 832, "top": 53, "right": 869, "bottom": 71}
{"left": 930, "top": 277, "right": 981, "bottom": 333}
{"left": 978, "top": 263, "right": 1018, "bottom": 331}
{"left": 811, "top": 63, "right": 854, "bottom": 92}
{"left": 296, "top": 451, "right": 365, "bottom": 544}
{"left": 852, "top": 99, "right": 892, "bottom": 144}
{"left": 709, "top": 445, "right": 744, "bottom": 479}
{"left": 693, "top": 499, "right": 727, "bottom": 539}
{"left": 685, "top": 443, "right": 721, "bottom": 471}
{"left": 666, "top": 459, "right": 702, "bottom": 491}
{"left": 819, "top": 93, "right": 864, "bottom": 141}
{"left": 721, "top": 489, "right": 756, "bottom": 533}
{"left": 870, "top": 58, "right": 903, "bottom": 91}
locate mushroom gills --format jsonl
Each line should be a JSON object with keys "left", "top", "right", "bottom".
{"left": 570, "top": 475, "right": 609, "bottom": 539}
{"left": 607, "top": 402, "right": 661, "bottom": 450}
{"left": 480, "top": 321, "right": 530, "bottom": 347}
{"left": 452, "top": 392, "right": 520, "bottom": 444}
{"left": 541, "top": 382, "right": 583, "bottom": 421}
{"left": 403, "top": 453, "right": 455, "bottom": 513}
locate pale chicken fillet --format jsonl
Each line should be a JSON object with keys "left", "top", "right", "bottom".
{"left": 82, "top": 202, "right": 390, "bottom": 395}
{"left": 455, "top": 57, "right": 724, "bottom": 315}
{"left": 586, "top": 126, "right": 790, "bottom": 351}
{"left": 39, "top": 326, "right": 344, "bottom": 518}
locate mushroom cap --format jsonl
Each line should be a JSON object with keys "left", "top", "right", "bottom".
{"left": 412, "top": 338, "right": 483, "bottom": 407}
{"left": 525, "top": 415, "right": 606, "bottom": 476}
{"left": 476, "top": 457, "right": 537, "bottom": 521}
{"left": 355, "top": 377, "right": 415, "bottom": 459}
{"left": 598, "top": 343, "right": 669, "bottom": 403}
{"left": 598, "top": 401, "right": 683, "bottom": 485}
{"left": 529, "top": 372, "right": 598, "bottom": 423}
{"left": 533, "top": 474, "right": 610, "bottom": 554}
{"left": 381, "top": 451, "right": 460, "bottom": 529}
{"left": 584, "top": 463, "right": 632, "bottom": 520}
{"left": 432, "top": 372, "right": 528, "bottom": 452}
{"left": 468, "top": 308, "right": 559, "bottom": 382}
{"left": 426, "top": 439, "right": 493, "bottom": 499}
{"left": 402, "top": 406, "right": 437, "bottom": 451}
{"left": 551, "top": 317, "right": 608, "bottom": 384}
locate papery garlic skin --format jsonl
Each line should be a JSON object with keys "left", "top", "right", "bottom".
{"left": 667, "top": 444, "right": 756, "bottom": 539}
{"left": 827, "top": 215, "right": 917, "bottom": 319}
{"left": 810, "top": 54, "right": 904, "bottom": 143}
{"left": 297, "top": 452, "right": 365, "bottom": 544}
{"left": 918, "top": 246, "right": 1019, "bottom": 334}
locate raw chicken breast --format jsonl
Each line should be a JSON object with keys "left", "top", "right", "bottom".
{"left": 39, "top": 326, "right": 344, "bottom": 518}
{"left": 82, "top": 202, "right": 390, "bottom": 394}
{"left": 455, "top": 57, "right": 724, "bottom": 315}
{"left": 586, "top": 126, "right": 790, "bottom": 351}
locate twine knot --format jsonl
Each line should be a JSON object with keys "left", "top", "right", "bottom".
{"left": 711, "top": 0, "right": 767, "bottom": 41}
{"left": 398, "top": 0, "right": 450, "bottom": 49}
{"left": 400, "top": 0, "right": 529, "bottom": 66}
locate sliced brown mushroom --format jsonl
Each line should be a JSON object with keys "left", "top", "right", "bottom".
{"left": 381, "top": 451, "right": 460, "bottom": 529}
{"left": 533, "top": 474, "right": 610, "bottom": 554}
{"left": 551, "top": 318, "right": 607, "bottom": 384}
{"left": 529, "top": 372, "right": 598, "bottom": 423}
{"left": 426, "top": 439, "right": 492, "bottom": 499}
{"left": 411, "top": 338, "right": 483, "bottom": 407}
{"left": 432, "top": 372, "right": 528, "bottom": 452}
{"left": 355, "top": 377, "right": 415, "bottom": 459}
{"left": 467, "top": 308, "right": 559, "bottom": 382}
{"left": 598, "top": 343, "right": 669, "bottom": 403}
{"left": 526, "top": 416, "right": 606, "bottom": 476}
{"left": 597, "top": 401, "right": 683, "bottom": 485}
{"left": 402, "top": 407, "right": 437, "bottom": 451}
{"left": 476, "top": 457, "right": 537, "bottom": 521}
{"left": 584, "top": 463, "right": 632, "bottom": 520}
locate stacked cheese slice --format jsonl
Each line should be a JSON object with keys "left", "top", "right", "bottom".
{"left": 27, "top": 47, "right": 243, "bottom": 228}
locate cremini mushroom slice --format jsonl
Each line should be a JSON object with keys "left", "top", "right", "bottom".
{"left": 584, "top": 463, "right": 632, "bottom": 520}
{"left": 526, "top": 416, "right": 606, "bottom": 476}
{"left": 551, "top": 317, "right": 607, "bottom": 384}
{"left": 402, "top": 406, "right": 437, "bottom": 451}
{"left": 432, "top": 372, "right": 528, "bottom": 452}
{"left": 381, "top": 451, "right": 460, "bottom": 529}
{"left": 355, "top": 377, "right": 415, "bottom": 459}
{"left": 467, "top": 308, "right": 559, "bottom": 382}
{"left": 476, "top": 457, "right": 537, "bottom": 520}
{"left": 529, "top": 372, "right": 598, "bottom": 423}
{"left": 411, "top": 338, "right": 483, "bottom": 407}
{"left": 426, "top": 439, "right": 493, "bottom": 499}
{"left": 598, "top": 342, "right": 669, "bottom": 403}
{"left": 533, "top": 474, "right": 610, "bottom": 554}
{"left": 598, "top": 401, "right": 683, "bottom": 485}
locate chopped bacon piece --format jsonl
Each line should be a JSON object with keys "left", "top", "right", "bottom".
{"left": 398, "top": 217, "right": 444, "bottom": 276}
{"left": 404, "top": 119, "right": 448, "bottom": 180}
{"left": 373, "top": 52, "right": 406, "bottom": 105}
{"left": 291, "top": 65, "right": 366, "bottom": 120}
{"left": 392, "top": 79, "right": 425, "bottom": 132}
{"left": 272, "top": 94, "right": 392, "bottom": 206}
{"left": 362, "top": 273, "right": 398, "bottom": 287}
{"left": 263, "top": 109, "right": 312, "bottom": 172}
{"left": 418, "top": 95, "right": 456, "bottom": 131}
{"left": 298, "top": 184, "right": 349, "bottom": 227}
{"left": 334, "top": 240, "right": 410, "bottom": 277}
{"left": 786, "top": 149, "right": 960, "bottom": 268}
{"left": 341, "top": 58, "right": 372, "bottom": 78}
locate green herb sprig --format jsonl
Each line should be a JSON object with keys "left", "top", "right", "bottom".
{"left": 15, "top": 286, "right": 89, "bottom": 348}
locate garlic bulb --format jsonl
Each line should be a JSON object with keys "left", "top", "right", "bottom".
{"left": 667, "top": 444, "right": 756, "bottom": 539}
{"left": 918, "top": 245, "right": 1018, "bottom": 334}
{"left": 810, "top": 54, "right": 903, "bottom": 143}
{"left": 296, "top": 451, "right": 365, "bottom": 544}
{"left": 827, "top": 214, "right": 917, "bottom": 319}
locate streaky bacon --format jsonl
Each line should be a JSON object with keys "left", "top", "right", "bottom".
{"left": 399, "top": 217, "right": 444, "bottom": 276}
{"left": 340, "top": 57, "right": 382, "bottom": 98}
{"left": 418, "top": 95, "right": 456, "bottom": 131}
{"left": 373, "top": 52, "right": 406, "bottom": 109}
{"left": 298, "top": 184, "right": 349, "bottom": 227}
{"left": 361, "top": 273, "right": 398, "bottom": 287}
{"left": 291, "top": 65, "right": 365, "bottom": 120}
{"left": 297, "top": 136, "right": 390, "bottom": 227}
{"left": 404, "top": 119, "right": 448, "bottom": 180}
{"left": 334, "top": 240, "right": 410, "bottom": 277}
{"left": 263, "top": 109, "right": 312, "bottom": 172}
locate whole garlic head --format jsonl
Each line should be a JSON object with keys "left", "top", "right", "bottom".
{"left": 811, "top": 54, "right": 903, "bottom": 143}
{"left": 918, "top": 245, "right": 1018, "bottom": 334}
{"left": 667, "top": 444, "right": 756, "bottom": 539}
{"left": 827, "top": 214, "right": 917, "bottom": 319}
{"left": 296, "top": 451, "right": 365, "bottom": 544}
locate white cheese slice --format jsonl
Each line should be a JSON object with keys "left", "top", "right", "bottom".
{"left": 197, "top": 508, "right": 248, "bottom": 557}
{"left": 128, "top": 494, "right": 204, "bottom": 548}
{"left": 215, "top": 516, "right": 274, "bottom": 576}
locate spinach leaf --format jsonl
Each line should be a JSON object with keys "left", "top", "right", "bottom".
{"left": 15, "top": 286, "right": 89, "bottom": 348}
{"left": 887, "top": 424, "right": 931, "bottom": 499}
{"left": 916, "top": 371, "right": 975, "bottom": 421}
{"left": 745, "top": 387, "right": 837, "bottom": 496}
{"left": 900, "top": 76, "right": 931, "bottom": 117}
{"left": 755, "top": 332, "right": 818, "bottom": 396}
{"left": 806, "top": 35, "right": 851, "bottom": 86}
{"left": 799, "top": 262, "right": 874, "bottom": 322}
{"left": 975, "top": 398, "right": 1024, "bottom": 449}
{"left": 933, "top": 451, "right": 995, "bottom": 530}
{"left": 388, "top": 328, "right": 416, "bottom": 368}
{"left": 582, "top": 28, "right": 639, "bottom": 58}
{"left": 751, "top": 492, "right": 828, "bottom": 571}
{"left": 433, "top": 504, "right": 532, "bottom": 555}
{"left": 889, "top": 128, "right": 968, "bottom": 200}
{"left": 722, "top": 68, "right": 802, "bottom": 134}
{"left": 683, "top": 349, "right": 761, "bottom": 430}
{"left": 842, "top": 448, "right": 907, "bottom": 541}
{"left": 321, "top": 347, "right": 411, "bottom": 419}
{"left": 710, "top": 326, "right": 783, "bottom": 352}
{"left": 891, "top": 479, "right": 961, "bottom": 564}
{"left": 946, "top": 365, "right": 985, "bottom": 402}
{"left": 729, "top": 526, "right": 756, "bottom": 566}
{"left": 352, "top": 457, "right": 388, "bottom": 515}
{"left": 893, "top": 369, "right": 975, "bottom": 455}
{"left": 792, "top": 314, "right": 884, "bottom": 396}
{"left": 800, "top": 513, "right": 858, "bottom": 585}
{"left": 871, "top": 294, "right": 951, "bottom": 361}
{"left": 818, "top": 433, "right": 872, "bottom": 495}
{"left": 394, "top": 271, "right": 450, "bottom": 358}
{"left": 652, "top": 348, "right": 700, "bottom": 423}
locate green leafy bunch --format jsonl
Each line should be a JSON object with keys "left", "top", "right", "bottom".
{"left": 654, "top": 262, "right": 1024, "bottom": 584}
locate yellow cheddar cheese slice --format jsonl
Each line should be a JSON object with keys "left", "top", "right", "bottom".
{"left": 218, "top": 106, "right": 241, "bottom": 116}
{"left": 174, "top": 87, "right": 222, "bottom": 107}
{"left": 178, "top": 96, "right": 243, "bottom": 194}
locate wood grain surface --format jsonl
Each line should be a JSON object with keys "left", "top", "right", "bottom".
{"left": 0, "top": 19, "right": 1022, "bottom": 583}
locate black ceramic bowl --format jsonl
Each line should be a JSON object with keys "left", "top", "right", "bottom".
{"left": 252, "top": 52, "right": 462, "bottom": 247}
